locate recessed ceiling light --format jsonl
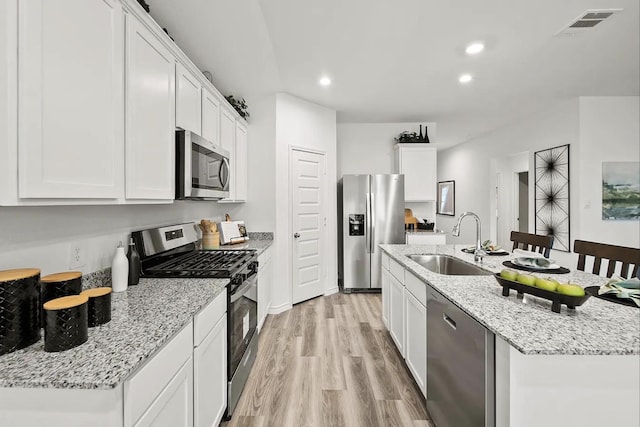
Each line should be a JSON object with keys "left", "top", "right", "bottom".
{"left": 465, "top": 42, "right": 485, "bottom": 55}
{"left": 459, "top": 74, "right": 473, "bottom": 84}
{"left": 319, "top": 76, "right": 331, "bottom": 87}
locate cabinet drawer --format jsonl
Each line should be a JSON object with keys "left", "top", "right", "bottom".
{"left": 193, "top": 289, "right": 227, "bottom": 347}
{"left": 405, "top": 271, "right": 427, "bottom": 307}
{"left": 389, "top": 258, "right": 404, "bottom": 283}
{"left": 382, "top": 252, "right": 390, "bottom": 271}
{"left": 124, "top": 322, "right": 193, "bottom": 426}
{"left": 258, "top": 246, "right": 273, "bottom": 265}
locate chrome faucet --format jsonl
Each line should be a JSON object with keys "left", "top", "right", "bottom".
{"left": 452, "top": 211, "right": 485, "bottom": 263}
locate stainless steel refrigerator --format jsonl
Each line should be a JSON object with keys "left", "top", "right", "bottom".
{"left": 338, "top": 174, "right": 405, "bottom": 291}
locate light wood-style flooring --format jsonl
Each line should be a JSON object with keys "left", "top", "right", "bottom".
{"left": 222, "top": 292, "right": 433, "bottom": 427}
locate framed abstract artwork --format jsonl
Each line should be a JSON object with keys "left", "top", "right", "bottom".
{"left": 534, "top": 144, "right": 570, "bottom": 252}
{"left": 602, "top": 161, "right": 640, "bottom": 220}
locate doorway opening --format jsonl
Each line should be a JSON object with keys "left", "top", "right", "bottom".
{"left": 517, "top": 171, "right": 529, "bottom": 232}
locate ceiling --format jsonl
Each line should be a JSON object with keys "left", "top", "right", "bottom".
{"left": 148, "top": 0, "right": 639, "bottom": 149}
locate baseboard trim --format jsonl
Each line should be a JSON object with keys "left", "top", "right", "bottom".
{"left": 324, "top": 286, "right": 339, "bottom": 296}
{"left": 268, "top": 302, "right": 292, "bottom": 315}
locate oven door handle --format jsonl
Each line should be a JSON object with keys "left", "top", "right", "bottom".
{"left": 230, "top": 275, "right": 257, "bottom": 303}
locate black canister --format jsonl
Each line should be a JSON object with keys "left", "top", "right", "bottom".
{"left": 0, "top": 268, "right": 41, "bottom": 356}
{"left": 80, "top": 287, "right": 112, "bottom": 327}
{"left": 41, "top": 271, "right": 82, "bottom": 326}
{"left": 43, "top": 295, "right": 88, "bottom": 352}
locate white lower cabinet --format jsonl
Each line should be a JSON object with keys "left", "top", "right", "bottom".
{"left": 134, "top": 357, "right": 193, "bottom": 427}
{"left": 404, "top": 287, "right": 427, "bottom": 397}
{"left": 406, "top": 232, "right": 447, "bottom": 245}
{"left": 194, "top": 316, "right": 227, "bottom": 427}
{"left": 258, "top": 247, "right": 273, "bottom": 332}
{"left": 381, "top": 267, "right": 390, "bottom": 328}
{"left": 389, "top": 273, "right": 405, "bottom": 357}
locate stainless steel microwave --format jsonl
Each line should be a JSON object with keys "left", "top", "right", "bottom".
{"left": 176, "top": 130, "right": 230, "bottom": 200}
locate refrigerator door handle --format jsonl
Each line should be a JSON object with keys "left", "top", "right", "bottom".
{"left": 365, "top": 192, "right": 371, "bottom": 253}
{"left": 369, "top": 191, "right": 375, "bottom": 253}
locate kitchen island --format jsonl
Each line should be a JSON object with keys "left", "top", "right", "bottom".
{"left": 380, "top": 243, "right": 640, "bottom": 427}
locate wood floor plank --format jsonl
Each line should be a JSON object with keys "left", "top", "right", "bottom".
{"left": 322, "top": 390, "right": 347, "bottom": 427}
{"left": 321, "top": 318, "right": 346, "bottom": 390}
{"left": 226, "top": 293, "right": 430, "bottom": 426}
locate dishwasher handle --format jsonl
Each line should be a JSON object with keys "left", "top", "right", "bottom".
{"left": 443, "top": 313, "right": 457, "bottom": 330}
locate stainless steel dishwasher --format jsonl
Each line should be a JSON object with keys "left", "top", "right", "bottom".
{"left": 426, "top": 287, "right": 495, "bottom": 427}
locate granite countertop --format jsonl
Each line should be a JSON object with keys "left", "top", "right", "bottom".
{"left": 0, "top": 277, "right": 228, "bottom": 389}
{"left": 215, "top": 232, "right": 273, "bottom": 255}
{"left": 380, "top": 244, "right": 640, "bottom": 356}
{"left": 405, "top": 229, "right": 446, "bottom": 234}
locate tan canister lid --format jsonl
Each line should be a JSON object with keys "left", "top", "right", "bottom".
{"left": 43, "top": 295, "right": 89, "bottom": 311}
{"left": 41, "top": 271, "right": 82, "bottom": 283}
{"left": 80, "top": 287, "right": 112, "bottom": 298}
{"left": 0, "top": 268, "right": 41, "bottom": 282}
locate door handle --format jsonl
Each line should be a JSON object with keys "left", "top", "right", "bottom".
{"left": 443, "top": 313, "right": 457, "bottom": 330}
{"left": 294, "top": 233, "right": 300, "bottom": 238}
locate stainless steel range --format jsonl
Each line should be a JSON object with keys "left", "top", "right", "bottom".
{"left": 132, "top": 222, "right": 258, "bottom": 419}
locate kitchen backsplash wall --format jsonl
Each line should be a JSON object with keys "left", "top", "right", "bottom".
{"left": 0, "top": 202, "right": 244, "bottom": 275}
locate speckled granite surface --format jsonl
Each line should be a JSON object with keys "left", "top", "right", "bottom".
{"left": 0, "top": 277, "right": 228, "bottom": 389}
{"left": 380, "top": 244, "right": 640, "bottom": 356}
{"left": 217, "top": 232, "right": 273, "bottom": 255}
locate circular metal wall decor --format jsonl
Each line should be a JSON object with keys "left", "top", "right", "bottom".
{"left": 535, "top": 144, "right": 570, "bottom": 252}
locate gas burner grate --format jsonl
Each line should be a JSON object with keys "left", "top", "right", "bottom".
{"left": 146, "top": 250, "right": 255, "bottom": 277}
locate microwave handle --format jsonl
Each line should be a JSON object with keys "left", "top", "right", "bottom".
{"left": 220, "top": 157, "right": 230, "bottom": 189}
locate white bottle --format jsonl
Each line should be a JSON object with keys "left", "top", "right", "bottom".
{"left": 111, "top": 242, "right": 129, "bottom": 293}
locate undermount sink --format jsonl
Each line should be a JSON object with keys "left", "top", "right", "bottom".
{"left": 407, "top": 254, "right": 493, "bottom": 276}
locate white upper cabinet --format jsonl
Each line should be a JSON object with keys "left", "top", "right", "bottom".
{"left": 18, "top": 0, "right": 124, "bottom": 199}
{"left": 175, "top": 62, "right": 202, "bottom": 134}
{"left": 219, "top": 106, "right": 236, "bottom": 201}
{"left": 394, "top": 144, "right": 437, "bottom": 202}
{"left": 125, "top": 13, "right": 175, "bottom": 200}
{"left": 201, "top": 89, "right": 220, "bottom": 145}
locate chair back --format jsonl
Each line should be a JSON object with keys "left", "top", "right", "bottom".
{"left": 510, "top": 231, "right": 554, "bottom": 258}
{"left": 574, "top": 240, "right": 640, "bottom": 279}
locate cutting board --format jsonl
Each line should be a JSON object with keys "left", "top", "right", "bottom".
{"left": 219, "top": 221, "right": 249, "bottom": 245}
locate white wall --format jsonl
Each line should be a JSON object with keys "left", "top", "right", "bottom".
{"left": 337, "top": 122, "right": 436, "bottom": 176}
{"left": 0, "top": 202, "right": 244, "bottom": 275}
{"left": 438, "top": 98, "right": 581, "bottom": 266}
{"left": 438, "top": 96, "right": 639, "bottom": 268}
{"left": 578, "top": 96, "right": 639, "bottom": 248}
{"left": 273, "top": 93, "right": 337, "bottom": 312}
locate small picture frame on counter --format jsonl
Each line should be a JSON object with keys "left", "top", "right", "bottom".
{"left": 437, "top": 180, "right": 455, "bottom": 216}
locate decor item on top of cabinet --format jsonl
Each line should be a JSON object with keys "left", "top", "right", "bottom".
{"left": 136, "top": 0, "right": 150, "bottom": 12}
{"left": 225, "top": 95, "right": 250, "bottom": 120}
{"left": 394, "top": 125, "right": 430, "bottom": 143}
{"left": 202, "top": 71, "right": 213, "bottom": 83}
{"left": 602, "top": 161, "right": 640, "bottom": 220}
{"left": 436, "top": 180, "right": 455, "bottom": 216}
{"left": 534, "top": 144, "right": 570, "bottom": 252}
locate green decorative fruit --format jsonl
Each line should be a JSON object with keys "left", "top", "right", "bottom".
{"left": 556, "top": 283, "right": 585, "bottom": 297}
{"left": 535, "top": 277, "right": 558, "bottom": 292}
{"left": 500, "top": 269, "right": 518, "bottom": 281}
{"left": 516, "top": 274, "right": 537, "bottom": 286}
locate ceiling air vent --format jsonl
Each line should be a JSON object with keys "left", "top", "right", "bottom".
{"left": 557, "top": 9, "right": 622, "bottom": 35}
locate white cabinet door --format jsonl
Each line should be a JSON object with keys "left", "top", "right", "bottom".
{"left": 381, "top": 267, "right": 390, "bottom": 329}
{"left": 395, "top": 144, "right": 437, "bottom": 202}
{"left": 194, "top": 316, "right": 227, "bottom": 427}
{"left": 125, "top": 16, "right": 175, "bottom": 200}
{"left": 219, "top": 107, "right": 236, "bottom": 201}
{"left": 201, "top": 89, "right": 220, "bottom": 145}
{"left": 134, "top": 357, "right": 193, "bottom": 427}
{"left": 176, "top": 63, "right": 201, "bottom": 134}
{"left": 404, "top": 288, "right": 427, "bottom": 397}
{"left": 406, "top": 232, "right": 447, "bottom": 245}
{"left": 234, "top": 122, "right": 248, "bottom": 202}
{"left": 389, "top": 274, "right": 405, "bottom": 357}
{"left": 18, "top": 0, "right": 124, "bottom": 199}
{"left": 258, "top": 248, "right": 273, "bottom": 332}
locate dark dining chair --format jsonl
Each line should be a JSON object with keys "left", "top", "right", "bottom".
{"left": 510, "top": 231, "right": 554, "bottom": 258}
{"left": 574, "top": 240, "right": 640, "bottom": 279}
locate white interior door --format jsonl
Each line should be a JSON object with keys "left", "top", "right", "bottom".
{"left": 291, "top": 148, "right": 326, "bottom": 305}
